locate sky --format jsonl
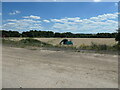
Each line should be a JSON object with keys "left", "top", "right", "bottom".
{"left": 1, "top": 0, "right": 120, "bottom": 2}
{"left": 2, "top": 2, "right": 119, "bottom": 33}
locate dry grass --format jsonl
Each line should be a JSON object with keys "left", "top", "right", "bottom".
{"left": 4, "top": 38, "right": 117, "bottom": 47}
{"left": 35, "top": 38, "right": 117, "bottom": 47}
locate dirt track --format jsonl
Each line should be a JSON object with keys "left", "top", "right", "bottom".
{"left": 2, "top": 46, "right": 118, "bottom": 88}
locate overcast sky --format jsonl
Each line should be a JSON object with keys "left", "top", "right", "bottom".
{"left": 2, "top": 2, "right": 118, "bottom": 33}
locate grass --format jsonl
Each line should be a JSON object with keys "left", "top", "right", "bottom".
{"left": 2, "top": 38, "right": 119, "bottom": 54}
{"left": 2, "top": 38, "right": 53, "bottom": 48}
{"left": 78, "top": 42, "right": 119, "bottom": 51}
{"left": 9, "top": 38, "right": 116, "bottom": 47}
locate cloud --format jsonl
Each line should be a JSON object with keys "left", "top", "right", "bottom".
{"left": 51, "top": 18, "right": 68, "bottom": 23}
{"left": 51, "top": 12, "right": 118, "bottom": 33}
{"left": 90, "top": 13, "right": 118, "bottom": 21}
{"left": 9, "top": 10, "right": 21, "bottom": 15}
{"left": 43, "top": 20, "right": 50, "bottom": 23}
{"left": 23, "top": 15, "right": 41, "bottom": 19}
{"left": 3, "top": 12, "right": 118, "bottom": 33}
{"left": 7, "top": 19, "right": 17, "bottom": 22}
{"left": 115, "top": 3, "right": 118, "bottom": 6}
{"left": 51, "top": 17, "right": 82, "bottom": 23}
{"left": 3, "top": 19, "right": 42, "bottom": 32}
{"left": 51, "top": 17, "right": 81, "bottom": 23}
{"left": 67, "top": 17, "right": 80, "bottom": 21}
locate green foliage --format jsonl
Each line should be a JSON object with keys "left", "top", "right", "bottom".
{"left": 1, "top": 30, "right": 21, "bottom": 37}
{"left": 22, "top": 30, "right": 54, "bottom": 37}
{"left": 1, "top": 30, "right": 117, "bottom": 38}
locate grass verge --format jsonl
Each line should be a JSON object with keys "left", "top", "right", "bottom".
{"left": 2, "top": 38, "right": 53, "bottom": 48}
{"left": 2, "top": 38, "right": 119, "bottom": 54}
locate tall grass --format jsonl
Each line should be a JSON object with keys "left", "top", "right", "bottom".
{"left": 2, "top": 38, "right": 119, "bottom": 52}
{"left": 79, "top": 42, "right": 119, "bottom": 51}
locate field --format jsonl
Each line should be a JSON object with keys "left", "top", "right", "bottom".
{"left": 5, "top": 38, "right": 117, "bottom": 47}
{"left": 2, "top": 38, "right": 119, "bottom": 88}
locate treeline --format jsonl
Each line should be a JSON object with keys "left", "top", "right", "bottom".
{"left": 0, "top": 30, "right": 117, "bottom": 38}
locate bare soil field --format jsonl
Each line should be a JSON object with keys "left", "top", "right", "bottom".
{"left": 7, "top": 38, "right": 117, "bottom": 47}
{"left": 2, "top": 46, "right": 118, "bottom": 88}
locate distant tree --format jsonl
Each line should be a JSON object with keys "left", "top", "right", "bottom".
{"left": 1, "top": 30, "right": 118, "bottom": 38}
{"left": 54, "top": 32, "right": 61, "bottom": 37}
{"left": 2, "top": 30, "right": 10, "bottom": 37}
{"left": 62, "top": 32, "right": 73, "bottom": 38}
{"left": 2, "top": 30, "right": 20, "bottom": 37}
{"left": 9, "top": 31, "right": 20, "bottom": 37}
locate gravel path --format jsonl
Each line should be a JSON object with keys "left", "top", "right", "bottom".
{"left": 2, "top": 46, "right": 118, "bottom": 88}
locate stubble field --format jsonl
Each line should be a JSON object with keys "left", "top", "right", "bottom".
{"left": 7, "top": 38, "right": 117, "bottom": 47}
